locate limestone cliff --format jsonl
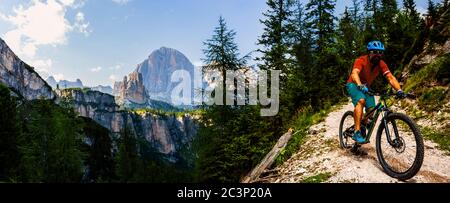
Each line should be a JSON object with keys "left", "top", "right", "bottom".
{"left": 0, "top": 38, "right": 54, "bottom": 100}
{"left": 58, "top": 88, "right": 197, "bottom": 161}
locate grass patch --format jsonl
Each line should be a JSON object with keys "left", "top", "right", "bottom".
{"left": 301, "top": 172, "right": 332, "bottom": 183}
{"left": 417, "top": 87, "right": 448, "bottom": 112}
{"left": 421, "top": 126, "right": 450, "bottom": 152}
{"left": 404, "top": 54, "right": 450, "bottom": 94}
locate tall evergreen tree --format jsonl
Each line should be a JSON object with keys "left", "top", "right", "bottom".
{"left": 202, "top": 16, "right": 248, "bottom": 105}
{"left": 304, "top": 0, "right": 344, "bottom": 109}
{"left": 403, "top": 0, "right": 421, "bottom": 26}
{"left": 195, "top": 16, "right": 276, "bottom": 183}
{"left": 115, "top": 124, "right": 142, "bottom": 183}
{"left": 305, "top": 0, "right": 337, "bottom": 51}
{"left": 427, "top": 0, "right": 438, "bottom": 20}
{"left": 0, "top": 85, "right": 20, "bottom": 181}
{"left": 257, "top": 0, "right": 295, "bottom": 85}
{"left": 338, "top": 7, "right": 359, "bottom": 70}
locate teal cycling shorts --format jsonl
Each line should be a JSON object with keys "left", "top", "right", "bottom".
{"left": 346, "top": 83, "right": 376, "bottom": 109}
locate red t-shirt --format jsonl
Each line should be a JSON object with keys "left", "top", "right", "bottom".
{"left": 347, "top": 55, "right": 391, "bottom": 86}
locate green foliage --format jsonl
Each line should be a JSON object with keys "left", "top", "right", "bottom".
{"left": 115, "top": 125, "right": 141, "bottom": 182}
{"left": 0, "top": 84, "right": 20, "bottom": 181}
{"left": 418, "top": 87, "right": 448, "bottom": 111}
{"left": 301, "top": 172, "right": 332, "bottom": 183}
{"left": 81, "top": 117, "right": 116, "bottom": 182}
{"left": 17, "top": 99, "right": 85, "bottom": 182}
{"left": 421, "top": 126, "right": 450, "bottom": 152}
{"left": 404, "top": 55, "right": 450, "bottom": 93}
{"left": 195, "top": 16, "right": 278, "bottom": 183}
{"left": 194, "top": 105, "right": 276, "bottom": 183}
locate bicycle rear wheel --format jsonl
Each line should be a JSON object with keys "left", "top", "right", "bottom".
{"left": 376, "top": 113, "right": 424, "bottom": 180}
{"left": 339, "top": 111, "right": 355, "bottom": 149}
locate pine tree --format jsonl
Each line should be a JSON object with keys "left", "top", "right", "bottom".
{"left": 195, "top": 16, "right": 277, "bottom": 183}
{"left": 18, "top": 100, "right": 84, "bottom": 182}
{"left": 428, "top": 0, "right": 438, "bottom": 20}
{"left": 0, "top": 84, "right": 20, "bottom": 181}
{"left": 305, "top": 0, "right": 337, "bottom": 51}
{"left": 115, "top": 124, "right": 141, "bottom": 182}
{"left": 202, "top": 16, "right": 248, "bottom": 105}
{"left": 304, "top": 0, "right": 344, "bottom": 109}
{"left": 257, "top": 0, "right": 295, "bottom": 85}
{"left": 338, "top": 7, "right": 359, "bottom": 67}
{"left": 403, "top": 0, "right": 421, "bottom": 25}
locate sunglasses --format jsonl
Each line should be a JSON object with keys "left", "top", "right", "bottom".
{"left": 369, "top": 50, "right": 384, "bottom": 54}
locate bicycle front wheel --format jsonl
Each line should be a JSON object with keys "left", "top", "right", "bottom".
{"left": 376, "top": 113, "right": 424, "bottom": 181}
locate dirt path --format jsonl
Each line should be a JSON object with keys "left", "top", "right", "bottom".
{"left": 261, "top": 101, "right": 450, "bottom": 183}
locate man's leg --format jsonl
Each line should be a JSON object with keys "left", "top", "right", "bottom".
{"left": 354, "top": 99, "right": 366, "bottom": 131}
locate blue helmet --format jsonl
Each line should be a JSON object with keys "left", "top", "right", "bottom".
{"left": 367, "top": 41, "right": 385, "bottom": 51}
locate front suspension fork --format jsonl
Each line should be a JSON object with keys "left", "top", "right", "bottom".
{"left": 382, "top": 111, "right": 401, "bottom": 147}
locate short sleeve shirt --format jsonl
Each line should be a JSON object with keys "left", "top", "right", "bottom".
{"left": 347, "top": 55, "right": 391, "bottom": 86}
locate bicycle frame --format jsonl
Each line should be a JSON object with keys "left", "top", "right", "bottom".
{"left": 360, "top": 95, "right": 397, "bottom": 145}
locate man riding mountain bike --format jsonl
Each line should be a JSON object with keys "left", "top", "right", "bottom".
{"left": 346, "top": 41, "right": 407, "bottom": 144}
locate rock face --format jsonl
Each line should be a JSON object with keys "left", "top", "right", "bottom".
{"left": 113, "top": 71, "right": 148, "bottom": 105}
{"left": 58, "top": 88, "right": 197, "bottom": 160}
{"left": 114, "top": 47, "right": 195, "bottom": 104}
{"left": 0, "top": 38, "right": 54, "bottom": 100}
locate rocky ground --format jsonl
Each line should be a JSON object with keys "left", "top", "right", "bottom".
{"left": 260, "top": 101, "right": 450, "bottom": 183}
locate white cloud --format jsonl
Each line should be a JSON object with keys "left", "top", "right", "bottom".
{"left": 53, "top": 73, "right": 65, "bottom": 81}
{"left": 0, "top": 0, "right": 90, "bottom": 58}
{"left": 74, "top": 12, "right": 91, "bottom": 36}
{"left": 59, "top": 0, "right": 75, "bottom": 6}
{"left": 1, "top": 0, "right": 72, "bottom": 58}
{"left": 112, "top": 0, "right": 131, "bottom": 6}
{"left": 109, "top": 74, "right": 117, "bottom": 81}
{"left": 0, "top": 0, "right": 90, "bottom": 82}
{"left": 91, "top": 66, "right": 102, "bottom": 72}
{"left": 29, "top": 59, "right": 53, "bottom": 75}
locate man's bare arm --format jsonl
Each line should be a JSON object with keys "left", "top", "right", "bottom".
{"left": 351, "top": 69, "right": 362, "bottom": 86}
{"left": 385, "top": 72, "right": 401, "bottom": 91}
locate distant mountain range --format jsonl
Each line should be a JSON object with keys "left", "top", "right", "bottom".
{"left": 46, "top": 76, "right": 113, "bottom": 95}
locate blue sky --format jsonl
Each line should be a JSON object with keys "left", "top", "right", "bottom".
{"left": 0, "top": 0, "right": 434, "bottom": 87}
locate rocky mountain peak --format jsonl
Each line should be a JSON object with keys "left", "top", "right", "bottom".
{"left": 113, "top": 71, "right": 148, "bottom": 105}
{"left": 129, "top": 47, "right": 195, "bottom": 104}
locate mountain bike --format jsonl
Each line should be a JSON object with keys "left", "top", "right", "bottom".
{"left": 338, "top": 91, "right": 424, "bottom": 180}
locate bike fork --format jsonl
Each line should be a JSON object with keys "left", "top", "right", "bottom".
{"left": 382, "top": 112, "right": 400, "bottom": 147}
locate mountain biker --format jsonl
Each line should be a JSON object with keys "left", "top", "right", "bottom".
{"left": 346, "top": 41, "right": 407, "bottom": 144}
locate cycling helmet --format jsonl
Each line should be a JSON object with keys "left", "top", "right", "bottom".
{"left": 367, "top": 41, "right": 385, "bottom": 51}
